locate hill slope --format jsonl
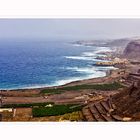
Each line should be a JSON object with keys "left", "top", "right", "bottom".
{"left": 123, "top": 40, "right": 140, "bottom": 60}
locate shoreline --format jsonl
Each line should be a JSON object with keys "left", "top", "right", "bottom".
{"left": 0, "top": 67, "right": 116, "bottom": 91}
{"left": 0, "top": 41, "right": 117, "bottom": 91}
{"left": 0, "top": 66, "right": 121, "bottom": 99}
{"left": 0, "top": 66, "right": 125, "bottom": 107}
{"left": 0, "top": 48, "right": 117, "bottom": 91}
{"left": 0, "top": 41, "right": 129, "bottom": 99}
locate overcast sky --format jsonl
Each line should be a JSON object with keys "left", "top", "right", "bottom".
{"left": 0, "top": 19, "right": 140, "bottom": 40}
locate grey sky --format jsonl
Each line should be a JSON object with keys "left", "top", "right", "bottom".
{"left": 0, "top": 19, "right": 140, "bottom": 40}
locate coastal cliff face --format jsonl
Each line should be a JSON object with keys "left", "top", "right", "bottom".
{"left": 112, "top": 80, "right": 140, "bottom": 120}
{"left": 123, "top": 40, "right": 140, "bottom": 60}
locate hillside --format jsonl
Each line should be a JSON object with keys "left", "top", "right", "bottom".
{"left": 73, "top": 38, "right": 130, "bottom": 47}
{"left": 112, "top": 81, "right": 140, "bottom": 121}
{"left": 123, "top": 40, "right": 140, "bottom": 60}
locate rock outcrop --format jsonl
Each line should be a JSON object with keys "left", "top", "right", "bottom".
{"left": 95, "top": 57, "right": 128, "bottom": 66}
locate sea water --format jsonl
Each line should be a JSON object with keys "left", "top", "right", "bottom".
{"left": 0, "top": 40, "right": 115, "bottom": 89}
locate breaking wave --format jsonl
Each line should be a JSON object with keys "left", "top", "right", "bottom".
{"left": 65, "top": 46, "right": 113, "bottom": 62}
{"left": 64, "top": 56, "right": 97, "bottom": 61}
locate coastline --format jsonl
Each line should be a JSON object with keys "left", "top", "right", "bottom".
{"left": 0, "top": 66, "right": 117, "bottom": 91}
{"left": 0, "top": 40, "right": 130, "bottom": 108}
{"left": 0, "top": 67, "right": 123, "bottom": 99}
{"left": 0, "top": 43, "right": 117, "bottom": 91}
{"left": 1, "top": 41, "right": 136, "bottom": 122}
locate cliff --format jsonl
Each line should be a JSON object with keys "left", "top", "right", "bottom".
{"left": 112, "top": 81, "right": 140, "bottom": 121}
{"left": 123, "top": 40, "right": 140, "bottom": 60}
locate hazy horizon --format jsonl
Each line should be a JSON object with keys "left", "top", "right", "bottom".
{"left": 0, "top": 19, "right": 140, "bottom": 41}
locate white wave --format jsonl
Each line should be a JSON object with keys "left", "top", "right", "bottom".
{"left": 94, "top": 47, "right": 112, "bottom": 54}
{"left": 65, "top": 66, "right": 117, "bottom": 74}
{"left": 54, "top": 65, "right": 116, "bottom": 86}
{"left": 65, "top": 67, "right": 98, "bottom": 74}
{"left": 15, "top": 66, "right": 109, "bottom": 89}
{"left": 54, "top": 78, "right": 83, "bottom": 86}
{"left": 54, "top": 71, "right": 106, "bottom": 86}
{"left": 97, "top": 66, "right": 118, "bottom": 70}
{"left": 84, "top": 45, "right": 93, "bottom": 48}
{"left": 82, "top": 51, "right": 107, "bottom": 57}
{"left": 65, "top": 47, "right": 113, "bottom": 62}
{"left": 72, "top": 44, "right": 83, "bottom": 47}
{"left": 3, "top": 66, "right": 113, "bottom": 90}
{"left": 72, "top": 44, "right": 93, "bottom": 47}
{"left": 64, "top": 56, "right": 97, "bottom": 61}
{"left": 82, "top": 52, "right": 97, "bottom": 57}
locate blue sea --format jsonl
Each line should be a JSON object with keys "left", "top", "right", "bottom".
{"left": 0, "top": 40, "right": 115, "bottom": 90}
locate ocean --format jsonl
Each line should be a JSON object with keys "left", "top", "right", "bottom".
{"left": 0, "top": 40, "right": 115, "bottom": 90}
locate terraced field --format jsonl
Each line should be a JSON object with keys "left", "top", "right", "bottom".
{"left": 41, "top": 82, "right": 123, "bottom": 95}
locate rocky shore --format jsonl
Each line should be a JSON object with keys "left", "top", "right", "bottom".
{"left": 95, "top": 57, "right": 128, "bottom": 67}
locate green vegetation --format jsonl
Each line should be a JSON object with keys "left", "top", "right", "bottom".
{"left": 41, "top": 82, "right": 124, "bottom": 95}
{"left": 32, "top": 104, "right": 83, "bottom": 117}
{"left": 59, "top": 111, "right": 84, "bottom": 121}
{"left": 2, "top": 102, "right": 54, "bottom": 108}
